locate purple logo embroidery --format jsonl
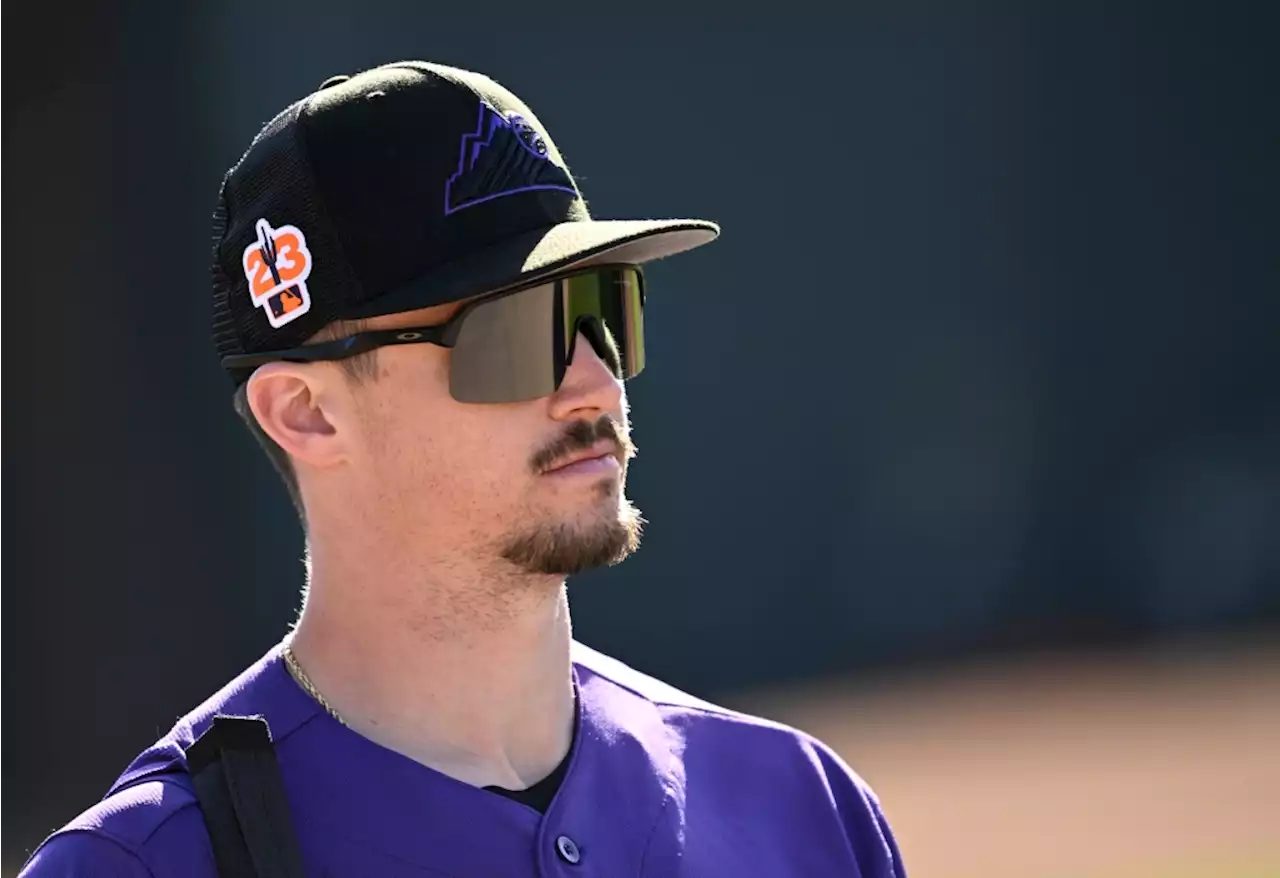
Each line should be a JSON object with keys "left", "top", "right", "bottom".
{"left": 443, "top": 101, "right": 578, "bottom": 215}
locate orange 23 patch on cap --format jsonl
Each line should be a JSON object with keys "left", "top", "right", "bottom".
{"left": 242, "top": 218, "right": 313, "bottom": 329}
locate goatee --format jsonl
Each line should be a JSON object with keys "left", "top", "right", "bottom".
{"left": 500, "top": 495, "right": 645, "bottom": 575}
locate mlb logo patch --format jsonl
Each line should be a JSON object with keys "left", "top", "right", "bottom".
{"left": 242, "top": 218, "right": 313, "bottom": 329}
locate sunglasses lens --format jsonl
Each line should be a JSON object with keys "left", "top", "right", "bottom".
{"left": 561, "top": 267, "right": 645, "bottom": 381}
{"left": 449, "top": 267, "right": 645, "bottom": 404}
{"left": 449, "top": 281, "right": 558, "bottom": 403}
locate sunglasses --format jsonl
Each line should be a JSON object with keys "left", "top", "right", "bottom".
{"left": 221, "top": 265, "right": 646, "bottom": 403}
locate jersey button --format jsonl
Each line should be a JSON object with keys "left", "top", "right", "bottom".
{"left": 555, "top": 835, "right": 582, "bottom": 864}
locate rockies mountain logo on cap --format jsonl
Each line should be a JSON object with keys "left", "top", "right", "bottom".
{"left": 443, "top": 100, "right": 578, "bottom": 216}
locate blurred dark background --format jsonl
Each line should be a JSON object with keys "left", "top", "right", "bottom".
{"left": 6, "top": 3, "right": 1278, "bottom": 873}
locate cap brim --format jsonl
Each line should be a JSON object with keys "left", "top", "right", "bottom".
{"left": 345, "top": 218, "right": 719, "bottom": 320}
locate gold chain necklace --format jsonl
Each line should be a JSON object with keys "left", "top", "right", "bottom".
{"left": 283, "top": 643, "right": 349, "bottom": 728}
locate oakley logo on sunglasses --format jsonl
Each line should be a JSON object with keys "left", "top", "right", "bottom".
{"left": 443, "top": 100, "right": 577, "bottom": 216}
{"left": 242, "top": 218, "right": 313, "bottom": 329}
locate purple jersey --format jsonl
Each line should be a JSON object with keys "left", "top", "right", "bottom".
{"left": 20, "top": 641, "right": 905, "bottom": 876}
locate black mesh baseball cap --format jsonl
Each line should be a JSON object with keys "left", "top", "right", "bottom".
{"left": 211, "top": 60, "right": 719, "bottom": 383}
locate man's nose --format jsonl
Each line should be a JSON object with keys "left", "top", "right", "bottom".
{"left": 548, "top": 330, "right": 625, "bottom": 420}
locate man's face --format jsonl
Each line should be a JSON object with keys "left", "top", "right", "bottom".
{"left": 331, "top": 296, "right": 642, "bottom": 577}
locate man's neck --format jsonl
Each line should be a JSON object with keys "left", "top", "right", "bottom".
{"left": 286, "top": 543, "right": 576, "bottom": 792}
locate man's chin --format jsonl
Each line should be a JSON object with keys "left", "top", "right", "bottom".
{"left": 500, "top": 507, "right": 644, "bottom": 576}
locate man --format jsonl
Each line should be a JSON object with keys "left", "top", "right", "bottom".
{"left": 22, "top": 61, "right": 905, "bottom": 877}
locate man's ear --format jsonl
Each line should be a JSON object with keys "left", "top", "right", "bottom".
{"left": 245, "top": 363, "right": 348, "bottom": 469}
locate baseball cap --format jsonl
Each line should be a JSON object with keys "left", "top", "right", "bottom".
{"left": 210, "top": 60, "right": 719, "bottom": 383}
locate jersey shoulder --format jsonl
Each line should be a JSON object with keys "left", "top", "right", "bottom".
{"left": 21, "top": 644, "right": 315, "bottom": 878}
{"left": 21, "top": 832, "right": 152, "bottom": 878}
{"left": 571, "top": 640, "right": 886, "bottom": 798}
{"left": 19, "top": 778, "right": 213, "bottom": 878}
{"left": 572, "top": 639, "right": 728, "bottom": 712}
{"left": 572, "top": 639, "right": 827, "bottom": 738}
{"left": 571, "top": 641, "right": 906, "bottom": 876}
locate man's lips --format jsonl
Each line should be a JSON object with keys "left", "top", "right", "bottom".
{"left": 542, "top": 443, "right": 623, "bottom": 475}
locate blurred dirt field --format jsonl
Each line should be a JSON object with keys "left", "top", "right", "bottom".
{"left": 730, "top": 635, "right": 1280, "bottom": 878}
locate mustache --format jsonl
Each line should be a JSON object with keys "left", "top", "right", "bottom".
{"left": 531, "top": 415, "right": 636, "bottom": 474}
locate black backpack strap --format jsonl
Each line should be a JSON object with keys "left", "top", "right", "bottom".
{"left": 187, "top": 715, "right": 307, "bottom": 878}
